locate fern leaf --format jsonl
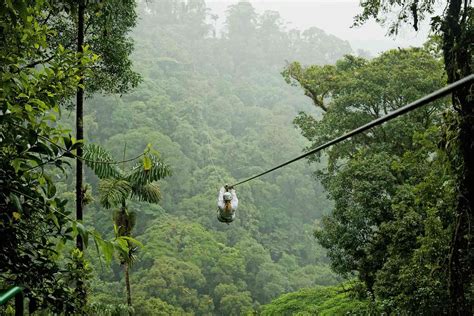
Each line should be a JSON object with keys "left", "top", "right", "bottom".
{"left": 131, "top": 182, "right": 161, "bottom": 203}
{"left": 99, "top": 178, "right": 131, "bottom": 208}
{"left": 126, "top": 154, "right": 171, "bottom": 185}
{"left": 83, "top": 144, "right": 122, "bottom": 179}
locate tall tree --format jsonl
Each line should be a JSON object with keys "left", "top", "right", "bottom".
{"left": 83, "top": 144, "right": 171, "bottom": 307}
{"left": 224, "top": 1, "right": 259, "bottom": 72}
{"left": 69, "top": 0, "right": 141, "bottom": 253}
{"left": 353, "top": 1, "right": 472, "bottom": 313}
{"left": 76, "top": 0, "right": 86, "bottom": 253}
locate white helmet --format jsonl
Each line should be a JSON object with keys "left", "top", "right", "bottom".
{"left": 223, "top": 192, "right": 233, "bottom": 201}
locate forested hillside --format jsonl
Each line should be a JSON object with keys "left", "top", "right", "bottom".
{"left": 80, "top": 1, "right": 353, "bottom": 314}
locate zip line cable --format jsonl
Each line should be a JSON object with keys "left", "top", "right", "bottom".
{"left": 230, "top": 74, "right": 474, "bottom": 188}
{"left": 207, "top": 133, "right": 226, "bottom": 184}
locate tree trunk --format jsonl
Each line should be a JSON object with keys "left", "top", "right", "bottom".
{"left": 119, "top": 202, "right": 133, "bottom": 307}
{"left": 447, "top": 87, "right": 473, "bottom": 315}
{"left": 75, "top": 0, "right": 86, "bottom": 303}
{"left": 442, "top": 0, "right": 473, "bottom": 314}
{"left": 124, "top": 261, "right": 132, "bottom": 307}
{"left": 75, "top": 0, "right": 85, "bottom": 251}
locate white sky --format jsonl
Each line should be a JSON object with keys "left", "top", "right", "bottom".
{"left": 207, "top": 0, "right": 432, "bottom": 55}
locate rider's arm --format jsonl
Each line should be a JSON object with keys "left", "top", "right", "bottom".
{"left": 217, "top": 187, "right": 225, "bottom": 210}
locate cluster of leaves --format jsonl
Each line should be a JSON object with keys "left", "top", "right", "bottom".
{"left": 43, "top": 0, "right": 141, "bottom": 99}
{"left": 83, "top": 143, "right": 172, "bottom": 307}
{"left": 86, "top": 302, "right": 134, "bottom": 316}
{"left": 83, "top": 144, "right": 171, "bottom": 209}
{"left": 285, "top": 47, "right": 461, "bottom": 313}
{"left": 261, "top": 283, "right": 373, "bottom": 315}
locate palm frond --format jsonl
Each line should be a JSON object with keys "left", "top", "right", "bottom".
{"left": 131, "top": 182, "right": 161, "bottom": 203}
{"left": 99, "top": 178, "right": 131, "bottom": 208}
{"left": 83, "top": 144, "right": 123, "bottom": 179}
{"left": 126, "top": 154, "right": 171, "bottom": 186}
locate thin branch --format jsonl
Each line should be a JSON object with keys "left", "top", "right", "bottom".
{"left": 22, "top": 39, "right": 77, "bottom": 70}
{"left": 23, "top": 156, "right": 62, "bottom": 173}
{"left": 40, "top": 10, "right": 53, "bottom": 26}
{"left": 23, "top": 53, "right": 57, "bottom": 69}
{"left": 12, "top": 123, "right": 148, "bottom": 165}
{"left": 9, "top": 188, "right": 75, "bottom": 223}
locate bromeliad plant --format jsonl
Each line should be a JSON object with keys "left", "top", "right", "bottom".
{"left": 83, "top": 143, "right": 171, "bottom": 306}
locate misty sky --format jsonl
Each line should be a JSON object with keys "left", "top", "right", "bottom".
{"left": 207, "top": 0, "right": 432, "bottom": 55}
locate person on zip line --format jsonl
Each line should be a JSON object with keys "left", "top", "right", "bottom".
{"left": 217, "top": 185, "right": 238, "bottom": 224}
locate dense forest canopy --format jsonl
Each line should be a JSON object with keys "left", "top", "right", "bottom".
{"left": 1, "top": 0, "right": 472, "bottom": 315}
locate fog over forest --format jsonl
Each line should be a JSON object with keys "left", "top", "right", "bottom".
{"left": 208, "top": 0, "right": 431, "bottom": 54}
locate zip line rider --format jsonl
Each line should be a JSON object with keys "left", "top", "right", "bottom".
{"left": 217, "top": 185, "right": 238, "bottom": 224}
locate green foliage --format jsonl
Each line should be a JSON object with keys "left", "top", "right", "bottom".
{"left": 0, "top": 0, "right": 148, "bottom": 311}
{"left": 131, "top": 182, "right": 161, "bottom": 204}
{"left": 127, "top": 155, "right": 172, "bottom": 189}
{"left": 5, "top": 0, "right": 466, "bottom": 313}
{"left": 83, "top": 144, "right": 123, "bottom": 179}
{"left": 44, "top": 0, "right": 141, "bottom": 96}
{"left": 352, "top": 2, "right": 473, "bottom": 312}
{"left": 134, "top": 256, "right": 213, "bottom": 315}
{"left": 83, "top": 143, "right": 171, "bottom": 307}
{"left": 261, "top": 284, "right": 370, "bottom": 315}
{"left": 86, "top": 302, "right": 135, "bottom": 316}
{"left": 113, "top": 209, "right": 136, "bottom": 238}
{"left": 99, "top": 179, "right": 132, "bottom": 209}
{"left": 214, "top": 284, "right": 253, "bottom": 316}
{"left": 0, "top": 1, "right": 96, "bottom": 313}
{"left": 84, "top": 143, "right": 171, "bottom": 208}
